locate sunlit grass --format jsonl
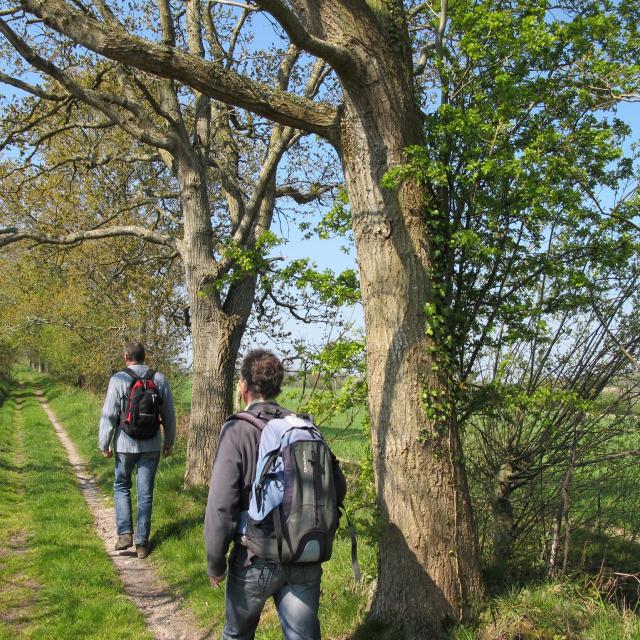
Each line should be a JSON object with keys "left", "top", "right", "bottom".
{"left": 23, "top": 368, "right": 640, "bottom": 639}
{"left": 451, "top": 580, "right": 640, "bottom": 639}
{"left": 0, "top": 375, "right": 152, "bottom": 639}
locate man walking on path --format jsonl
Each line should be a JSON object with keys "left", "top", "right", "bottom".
{"left": 205, "top": 349, "right": 346, "bottom": 640}
{"left": 99, "top": 341, "right": 176, "bottom": 559}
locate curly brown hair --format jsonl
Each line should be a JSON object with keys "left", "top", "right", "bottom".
{"left": 240, "top": 349, "right": 284, "bottom": 399}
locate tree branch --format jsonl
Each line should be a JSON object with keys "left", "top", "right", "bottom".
{"left": 276, "top": 183, "right": 335, "bottom": 203}
{"left": 18, "top": 0, "right": 342, "bottom": 144}
{"left": 253, "top": 0, "right": 352, "bottom": 72}
{"left": 0, "top": 71, "right": 66, "bottom": 100}
{"left": 0, "top": 17, "right": 176, "bottom": 151}
{"left": 0, "top": 225, "right": 176, "bottom": 249}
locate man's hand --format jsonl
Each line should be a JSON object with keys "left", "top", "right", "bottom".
{"left": 163, "top": 446, "right": 173, "bottom": 458}
{"left": 102, "top": 449, "right": 113, "bottom": 458}
{"left": 209, "top": 573, "right": 226, "bottom": 588}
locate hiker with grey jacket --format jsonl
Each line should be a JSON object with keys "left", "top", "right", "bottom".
{"left": 205, "top": 349, "right": 346, "bottom": 640}
{"left": 99, "top": 341, "right": 176, "bottom": 559}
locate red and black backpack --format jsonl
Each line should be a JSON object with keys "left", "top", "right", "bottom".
{"left": 119, "top": 368, "right": 162, "bottom": 439}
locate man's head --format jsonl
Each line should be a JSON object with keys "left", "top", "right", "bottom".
{"left": 238, "top": 349, "right": 284, "bottom": 404}
{"left": 124, "top": 341, "right": 145, "bottom": 365}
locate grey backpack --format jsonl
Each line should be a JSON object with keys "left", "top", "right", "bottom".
{"left": 238, "top": 412, "right": 343, "bottom": 564}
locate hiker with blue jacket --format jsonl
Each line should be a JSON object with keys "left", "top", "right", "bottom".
{"left": 99, "top": 341, "right": 176, "bottom": 559}
{"left": 205, "top": 349, "right": 347, "bottom": 640}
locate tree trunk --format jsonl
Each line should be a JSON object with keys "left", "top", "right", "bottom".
{"left": 337, "top": 38, "right": 485, "bottom": 636}
{"left": 491, "top": 464, "right": 515, "bottom": 568}
{"left": 175, "top": 154, "right": 254, "bottom": 486}
{"left": 548, "top": 437, "right": 577, "bottom": 576}
{"left": 184, "top": 302, "right": 241, "bottom": 485}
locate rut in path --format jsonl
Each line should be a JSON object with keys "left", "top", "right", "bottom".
{"left": 34, "top": 390, "right": 213, "bottom": 640}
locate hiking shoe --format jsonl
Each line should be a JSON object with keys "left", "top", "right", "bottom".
{"left": 115, "top": 533, "right": 133, "bottom": 550}
{"left": 136, "top": 544, "right": 150, "bottom": 559}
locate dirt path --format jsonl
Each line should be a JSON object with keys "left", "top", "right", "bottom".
{"left": 35, "top": 391, "right": 212, "bottom": 640}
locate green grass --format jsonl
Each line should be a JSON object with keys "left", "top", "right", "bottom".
{"left": 451, "top": 579, "right": 640, "bottom": 639}
{"left": 18, "top": 369, "right": 640, "bottom": 639}
{"left": 117, "top": 373, "right": 371, "bottom": 463}
{"left": 167, "top": 371, "right": 193, "bottom": 416}
{"left": 32, "top": 372, "right": 376, "bottom": 639}
{"left": 281, "top": 384, "right": 369, "bottom": 463}
{"left": 0, "top": 376, "right": 152, "bottom": 640}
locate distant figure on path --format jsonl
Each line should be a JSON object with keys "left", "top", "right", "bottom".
{"left": 205, "top": 349, "right": 346, "bottom": 640}
{"left": 99, "top": 341, "right": 176, "bottom": 559}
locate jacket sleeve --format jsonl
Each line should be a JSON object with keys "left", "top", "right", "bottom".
{"left": 98, "top": 375, "right": 121, "bottom": 451}
{"left": 204, "top": 422, "right": 243, "bottom": 577}
{"left": 155, "top": 373, "right": 176, "bottom": 448}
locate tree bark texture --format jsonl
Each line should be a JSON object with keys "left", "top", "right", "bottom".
{"left": 176, "top": 156, "right": 254, "bottom": 486}
{"left": 548, "top": 438, "right": 577, "bottom": 577}
{"left": 491, "top": 464, "right": 515, "bottom": 566}
{"left": 331, "top": 7, "right": 485, "bottom": 635}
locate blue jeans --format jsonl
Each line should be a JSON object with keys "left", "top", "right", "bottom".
{"left": 114, "top": 451, "right": 160, "bottom": 546}
{"left": 222, "top": 555, "right": 322, "bottom": 640}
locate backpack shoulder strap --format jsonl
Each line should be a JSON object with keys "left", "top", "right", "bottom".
{"left": 233, "top": 411, "right": 268, "bottom": 432}
{"left": 143, "top": 368, "right": 157, "bottom": 381}
{"left": 122, "top": 367, "right": 139, "bottom": 381}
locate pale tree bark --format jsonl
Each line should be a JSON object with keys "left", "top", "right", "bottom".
{"left": 7, "top": 0, "right": 486, "bottom": 634}
{"left": 336, "top": 33, "right": 484, "bottom": 633}
{"left": 548, "top": 433, "right": 578, "bottom": 577}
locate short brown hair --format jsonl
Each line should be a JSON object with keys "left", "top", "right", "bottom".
{"left": 240, "top": 349, "right": 284, "bottom": 398}
{"left": 124, "top": 341, "right": 145, "bottom": 363}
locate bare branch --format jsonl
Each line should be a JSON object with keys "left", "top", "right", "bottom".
{"left": 589, "top": 292, "right": 640, "bottom": 371}
{"left": 157, "top": 0, "right": 176, "bottom": 46}
{"left": 22, "top": 315, "right": 124, "bottom": 332}
{"left": 211, "top": 0, "right": 256, "bottom": 10}
{"left": 408, "top": 2, "right": 438, "bottom": 20}
{"left": 0, "top": 7, "right": 22, "bottom": 17}
{"left": 575, "top": 447, "right": 640, "bottom": 468}
{"left": 0, "top": 17, "right": 177, "bottom": 150}
{"left": 276, "top": 183, "right": 335, "bottom": 203}
{"left": 227, "top": 6, "right": 250, "bottom": 64}
{"left": 19, "top": 0, "right": 342, "bottom": 144}
{"left": 253, "top": 0, "right": 352, "bottom": 72}
{"left": 0, "top": 71, "right": 66, "bottom": 100}
{"left": 0, "top": 225, "right": 176, "bottom": 249}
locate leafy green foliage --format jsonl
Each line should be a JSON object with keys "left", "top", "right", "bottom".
{"left": 0, "top": 102, "right": 188, "bottom": 388}
{"left": 399, "top": 0, "right": 640, "bottom": 379}
{"left": 389, "top": 0, "right": 640, "bottom": 578}
{"left": 299, "top": 188, "right": 354, "bottom": 254}
{"left": 210, "top": 230, "right": 282, "bottom": 291}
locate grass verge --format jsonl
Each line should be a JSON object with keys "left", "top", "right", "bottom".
{"left": 452, "top": 579, "right": 640, "bottom": 639}
{"left": 30, "top": 370, "right": 640, "bottom": 639}
{"left": 0, "top": 376, "right": 153, "bottom": 640}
